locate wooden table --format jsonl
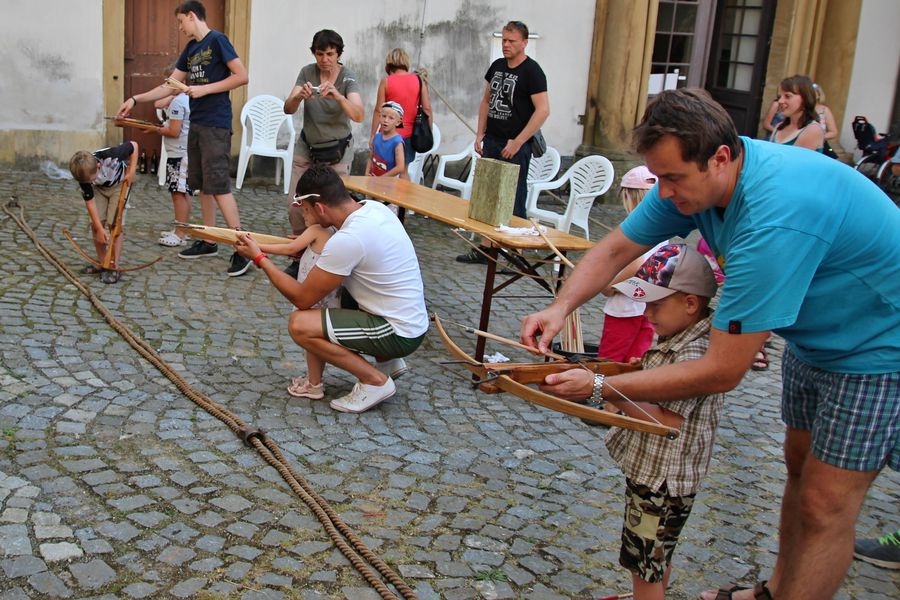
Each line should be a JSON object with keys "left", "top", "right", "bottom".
{"left": 343, "top": 176, "right": 594, "bottom": 360}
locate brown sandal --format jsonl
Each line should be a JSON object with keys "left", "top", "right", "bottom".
{"left": 699, "top": 584, "right": 749, "bottom": 600}
{"left": 753, "top": 581, "right": 773, "bottom": 599}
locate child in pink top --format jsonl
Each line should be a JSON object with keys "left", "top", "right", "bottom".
{"left": 597, "top": 166, "right": 665, "bottom": 362}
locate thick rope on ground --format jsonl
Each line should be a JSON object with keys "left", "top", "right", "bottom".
{"left": 4, "top": 200, "right": 417, "bottom": 600}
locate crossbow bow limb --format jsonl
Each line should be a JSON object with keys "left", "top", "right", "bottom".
{"left": 433, "top": 314, "right": 680, "bottom": 439}
{"left": 63, "top": 179, "right": 162, "bottom": 272}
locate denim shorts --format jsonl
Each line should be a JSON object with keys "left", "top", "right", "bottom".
{"left": 782, "top": 347, "right": 900, "bottom": 471}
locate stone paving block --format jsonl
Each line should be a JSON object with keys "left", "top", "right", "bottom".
{"left": 68, "top": 558, "right": 116, "bottom": 589}
{"left": 0, "top": 524, "right": 32, "bottom": 556}
{"left": 168, "top": 576, "right": 208, "bottom": 598}
{"left": 26, "top": 571, "right": 72, "bottom": 597}
{"left": 0, "top": 555, "right": 47, "bottom": 578}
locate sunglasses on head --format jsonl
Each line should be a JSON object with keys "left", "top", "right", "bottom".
{"left": 291, "top": 192, "right": 320, "bottom": 207}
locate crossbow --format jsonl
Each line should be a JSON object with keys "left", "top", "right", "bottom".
{"left": 63, "top": 179, "right": 162, "bottom": 273}
{"left": 433, "top": 314, "right": 680, "bottom": 439}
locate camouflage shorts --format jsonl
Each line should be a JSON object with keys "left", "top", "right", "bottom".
{"left": 619, "top": 478, "right": 695, "bottom": 582}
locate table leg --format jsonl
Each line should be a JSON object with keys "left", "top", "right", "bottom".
{"left": 475, "top": 246, "right": 499, "bottom": 362}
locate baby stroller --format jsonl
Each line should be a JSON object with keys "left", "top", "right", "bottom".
{"left": 852, "top": 116, "right": 891, "bottom": 181}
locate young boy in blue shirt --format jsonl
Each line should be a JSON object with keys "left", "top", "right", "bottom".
{"left": 365, "top": 101, "right": 406, "bottom": 178}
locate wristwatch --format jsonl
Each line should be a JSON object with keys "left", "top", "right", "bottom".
{"left": 587, "top": 374, "right": 605, "bottom": 409}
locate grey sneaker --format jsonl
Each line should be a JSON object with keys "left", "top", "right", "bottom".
{"left": 854, "top": 529, "right": 900, "bottom": 569}
{"left": 375, "top": 358, "right": 409, "bottom": 380}
{"left": 179, "top": 240, "right": 218, "bottom": 259}
{"left": 330, "top": 379, "right": 395, "bottom": 413}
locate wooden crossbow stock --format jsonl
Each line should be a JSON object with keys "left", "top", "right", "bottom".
{"left": 433, "top": 314, "right": 680, "bottom": 439}
{"left": 63, "top": 180, "right": 162, "bottom": 272}
{"left": 171, "top": 222, "right": 294, "bottom": 246}
{"left": 105, "top": 116, "right": 161, "bottom": 133}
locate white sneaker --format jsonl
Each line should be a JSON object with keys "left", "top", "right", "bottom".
{"left": 375, "top": 358, "right": 410, "bottom": 380}
{"left": 286, "top": 376, "right": 324, "bottom": 399}
{"left": 158, "top": 230, "right": 186, "bottom": 247}
{"left": 329, "top": 379, "right": 395, "bottom": 413}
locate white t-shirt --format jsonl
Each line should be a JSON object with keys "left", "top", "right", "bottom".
{"left": 316, "top": 201, "right": 428, "bottom": 338}
{"left": 162, "top": 93, "right": 190, "bottom": 158}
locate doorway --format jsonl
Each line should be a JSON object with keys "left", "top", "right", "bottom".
{"left": 705, "top": 0, "right": 777, "bottom": 135}
{"left": 123, "top": 0, "right": 225, "bottom": 165}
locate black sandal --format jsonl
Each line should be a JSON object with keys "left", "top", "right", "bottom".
{"left": 80, "top": 264, "right": 103, "bottom": 275}
{"left": 100, "top": 270, "right": 121, "bottom": 284}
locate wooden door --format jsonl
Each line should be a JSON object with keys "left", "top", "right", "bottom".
{"left": 123, "top": 0, "right": 224, "bottom": 165}
{"left": 705, "top": 0, "right": 776, "bottom": 136}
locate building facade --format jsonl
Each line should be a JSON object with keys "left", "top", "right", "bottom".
{"left": 1, "top": 0, "right": 896, "bottom": 173}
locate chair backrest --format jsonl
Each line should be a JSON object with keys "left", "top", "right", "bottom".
{"left": 527, "top": 146, "right": 561, "bottom": 189}
{"left": 562, "top": 154, "right": 615, "bottom": 236}
{"left": 408, "top": 123, "right": 441, "bottom": 185}
{"left": 240, "top": 94, "right": 294, "bottom": 150}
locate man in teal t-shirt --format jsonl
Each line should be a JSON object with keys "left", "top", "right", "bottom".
{"left": 521, "top": 89, "right": 899, "bottom": 600}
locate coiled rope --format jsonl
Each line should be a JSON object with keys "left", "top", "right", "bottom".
{"left": 4, "top": 198, "right": 417, "bottom": 600}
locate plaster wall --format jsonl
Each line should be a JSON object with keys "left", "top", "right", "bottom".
{"left": 248, "top": 0, "right": 596, "bottom": 157}
{"left": 0, "top": 0, "right": 106, "bottom": 164}
{"left": 841, "top": 0, "right": 900, "bottom": 153}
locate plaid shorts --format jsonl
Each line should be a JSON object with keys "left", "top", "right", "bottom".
{"left": 619, "top": 478, "right": 695, "bottom": 583}
{"left": 782, "top": 347, "right": 900, "bottom": 471}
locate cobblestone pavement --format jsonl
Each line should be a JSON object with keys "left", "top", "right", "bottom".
{"left": 1, "top": 169, "right": 897, "bottom": 600}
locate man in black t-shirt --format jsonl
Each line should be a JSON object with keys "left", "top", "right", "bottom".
{"left": 457, "top": 20, "right": 550, "bottom": 263}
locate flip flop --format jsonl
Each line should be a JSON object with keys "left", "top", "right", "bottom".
{"left": 699, "top": 584, "right": 749, "bottom": 600}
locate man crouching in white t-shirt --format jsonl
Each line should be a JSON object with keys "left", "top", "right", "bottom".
{"left": 235, "top": 164, "right": 428, "bottom": 413}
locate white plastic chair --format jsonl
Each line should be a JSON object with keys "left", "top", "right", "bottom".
{"left": 235, "top": 95, "right": 295, "bottom": 194}
{"left": 156, "top": 108, "right": 169, "bottom": 186}
{"left": 526, "top": 146, "right": 561, "bottom": 195}
{"left": 407, "top": 123, "right": 441, "bottom": 185}
{"left": 525, "top": 154, "right": 615, "bottom": 239}
{"left": 431, "top": 142, "right": 478, "bottom": 199}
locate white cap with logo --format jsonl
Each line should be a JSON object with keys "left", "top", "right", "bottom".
{"left": 613, "top": 243, "right": 718, "bottom": 302}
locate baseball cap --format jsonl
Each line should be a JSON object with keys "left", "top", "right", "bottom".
{"left": 620, "top": 165, "right": 657, "bottom": 190}
{"left": 381, "top": 101, "right": 404, "bottom": 118}
{"left": 613, "top": 243, "right": 718, "bottom": 302}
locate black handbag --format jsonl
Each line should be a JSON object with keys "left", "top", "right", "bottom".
{"left": 411, "top": 75, "right": 433, "bottom": 153}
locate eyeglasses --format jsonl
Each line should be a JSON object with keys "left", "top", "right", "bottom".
{"left": 291, "top": 192, "right": 320, "bottom": 207}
